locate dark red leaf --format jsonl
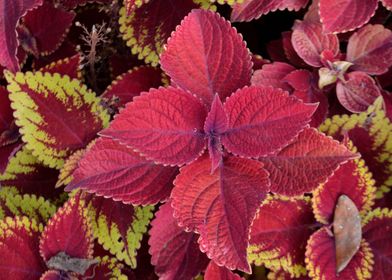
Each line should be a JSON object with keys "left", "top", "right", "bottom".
{"left": 171, "top": 155, "right": 270, "bottom": 272}
{"left": 40, "top": 270, "right": 62, "bottom": 280}
{"left": 222, "top": 86, "right": 317, "bottom": 158}
{"left": 33, "top": 41, "right": 77, "bottom": 69}
{"left": 0, "top": 0, "right": 43, "bottom": 71}
{"left": 39, "top": 54, "right": 81, "bottom": 80}
{"left": 161, "top": 9, "right": 252, "bottom": 107}
{"left": 251, "top": 62, "right": 295, "bottom": 93}
{"left": 382, "top": 0, "right": 392, "bottom": 10}
{"left": 204, "top": 261, "right": 243, "bottom": 280}
{"left": 59, "top": 0, "right": 112, "bottom": 9}
{"left": 149, "top": 202, "right": 209, "bottom": 280}
{"left": 101, "top": 87, "right": 207, "bottom": 166}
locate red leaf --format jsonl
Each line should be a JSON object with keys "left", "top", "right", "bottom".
{"left": 58, "top": 0, "right": 112, "bottom": 9}
{"left": 230, "top": 0, "right": 309, "bottom": 22}
{"left": 22, "top": 2, "right": 75, "bottom": 55}
{"left": 102, "top": 66, "right": 163, "bottom": 109}
{"left": 291, "top": 21, "right": 339, "bottom": 67}
{"left": 251, "top": 62, "right": 296, "bottom": 93}
{"left": 363, "top": 208, "right": 392, "bottom": 280}
{"left": 0, "top": 217, "right": 46, "bottom": 280}
{"left": 149, "top": 202, "right": 209, "bottom": 280}
{"left": 319, "top": 0, "right": 378, "bottom": 33}
{"left": 125, "top": 0, "right": 150, "bottom": 13}
{"left": 268, "top": 269, "right": 311, "bottom": 280}
{"left": 68, "top": 138, "right": 178, "bottom": 205}
{"left": 248, "top": 197, "right": 316, "bottom": 277}
{"left": 204, "top": 261, "right": 243, "bottom": 280}
{"left": 101, "top": 87, "right": 207, "bottom": 166}
{"left": 305, "top": 228, "right": 373, "bottom": 279}
{"left": 259, "top": 128, "right": 356, "bottom": 196}
{"left": 222, "top": 86, "right": 317, "bottom": 158}
{"left": 33, "top": 41, "right": 77, "bottom": 70}
{"left": 336, "top": 72, "right": 381, "bottom": 113}
{"left": 40, "top": 194, "right": 93, "bottom": 261}
{"left": 171, "top": 155, "right": 270, "bottom": 272}
{"left": 40, "top": 270, "right": 62, "bottom": 280}
{"left": 382, "top": 0, "right": 392, "bottom": 10}
{"left": 0, "top": 0, "right": 43, "bottom": 71}
{"left": 39, "top": 54, "right": 81, "bottom": 80}
{"left": 313, "top": 159, "right": 375, "bottom": 224}
{"left": 281, "top": 31, "right": 308, "bottom": 68}
{"left": 161, "top": 9, "right": 252, "bottom": 107}
{"left": 346, "top": 24, "right": 392, "bottom": 75}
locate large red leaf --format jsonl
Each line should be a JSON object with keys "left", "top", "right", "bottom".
{"left": 171, "top": 155, "right": 270, "bottom": 272}
{"left": 336, "top": 72, "right": 381, "bottom": 113}
{"left": 291, "top": 21, "right": 339, "bottom": 67}
{"left": 346, "top": 24, "right": 392, "bottom": 75}
{"left": 230, "top": 0, "right": 309, "bottom": 22}
{"left": 222, "top": 86, "right": 317, "bottom": 158}
{"left": 248, "top": 197, "right": 316, "bottom": 277}
{"left": 251, "top": 62, "right": 295, "bottom": 93}
{"left": 149, "top": 202, "right": 209, "bottom": 280}
{"left": 319, "top": 0, "right": 378, "bottom": 33}
{"left": 39, "top": 194, "right": 93, "bottom": 261}
{"left": 101, "top": 87, "right": 207, "bottom": 166}
{"left": 68, "top": 137, "right": 178, "bottom": 205}
{"left": 0, "top": 217, "right": 46, "bottom": 280}
{"left": 204, "top": 261, "right": 243, "bottom": 280}
{"left": 363, "top": 208, "right": 392, "bottom": 279}
{"left": 259, "top": 128, "right": 356, "bottom": 196}
{"left": 305, "top": 228, "right": 373, "bottom": 280}
{"left": 0, "top": 0, "right": 43, "bottom": 71}
{"left": 160, "top": 9, "right": 252, "bottom": 107}
{"left": 22, "top": 2, "right": 75, "bottom": 55}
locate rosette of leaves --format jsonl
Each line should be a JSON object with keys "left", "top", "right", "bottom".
{"left": 68, "top": 9, "right": 356, "bottom": 274}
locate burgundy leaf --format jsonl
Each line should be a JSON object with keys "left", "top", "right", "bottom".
{"left": 204, "top": 261, "right": 243, "bottom": 280}
{"left": 39, "top": 54, "right": 81, "bottom": 80}
{"left": 161, "top": 9, "right": 252, "bottom": 107}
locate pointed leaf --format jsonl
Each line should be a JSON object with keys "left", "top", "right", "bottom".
{"left": 39, "top": 54, "right": 82, "bottom": 80}
{"left": 346, "top": 24, "right": 392, "bottom": 75}
{"left": 161, "top": 9, "right": 252, "bottom": 106}
{"left": 313, "top": 157, "right": 376, "bottom": 224}
{"left": 248, "top": 196, "right": 316, "bottom": 277}
{"left": 251, "top": 62, "right": 295, "bottom": 93}
{"left": 0, "top": 0, "right": 43, "bottom": 71}
{"left": 222, "top": 86, "right": 317, "bottom": 158}
{"left": 171, "top": 155, "right": 270, "bottom": 272}
{"left": 56, "top": 146, "right": 89, "bottom": 188}
{"left": 101, "top": 87, "right": 207, "bottom": 166}
{"left": 5, "top": 71, "right": 110, "bottom": 169}
{"left": 291, "top": 21, "right": 339, "bottom": 67}
{"left": 204, "top": 261, "right": 243, "bottom": 280}
{"left": 39, "top": 194, "right": 93, "bottom": 261}
{"left": 0, "top": 216, "right": 45, "bottom": 280}
{"left": 85, "top": 194, "right": 153, "bottom": 268}
{"left": 259, "top": 128, "right": 356, "bottom": 196}
{"left": 149, "top": 202, "right": 209, "bottom": 280}
{"left": 231, "top": 0, "right": 309, "bottom": 22}
{"left": 305, "top": 228, "right": 373, "bottom": 280}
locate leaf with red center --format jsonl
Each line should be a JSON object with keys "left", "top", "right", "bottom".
{"left": 305, "top": 228, "right": 373, "bottom": 279}
{"left": 248, "top": 196, "right": 316, "bottom": 277}
{"left": 291, "top": 21, "right": 339, "bottom": 67}
{"left": 0, "top": 86, "right": 13, "bottom": 133}
{"left": 230, "top": 0, "right": 309, "bottom": 22}
{"left": 125, "top": 0, "right": 150, "bottom": 13}
{"left": 204, "top": 261, "right": 243, "bottom": 280}
{"left": 149, "top": 202, "right": 209, "bottom": 280}
{"left": 222, "top": 86, "right": 317, "bottom": 158}
{"left": 0, "top": 216, "right": 45, "bottom": 280}
{"left": 319, "top": 0, "right": 378, "bottom": 34}
{"left": 40, "top": 194, "right": 93, "bottom": 261}
{"left": 0, "top": 0, "right": 43, "bottom": 71}
{"left": 251, "top": 62, "right": 296, "bottom": 93}
{"left": 259, "top": 128, "right": 356, "bottom": 196}
{"left": 160, "top": 9, "right": 252, "bottom": 107}
{"left": 363, "top": 208, "right": 392, "bottom": 279}
{"left": 102, "top": 66, "right": 163, "bottom": 110}
{"left": 84, "top": 194, "right": 153, "bottom": 268}
{"left": 0, "top": 141, "right": 22, "bottom": 174}
{"left": 313, "top": 158, "right": 375, "bottom": 224}
{"left": 5, "top": 71, "right": 109, "bottom": 169}
{"left": 171, "top": 155, "right": 270, "bottom": 272}
{"left": 39, "top": 54, "right": 82, "bottom": 80}
{"left": 336, "top": 72, "right": 381, "bottom": 113}
{"left": 346, "top": 24, "right": 392, "bottom": 75}
{"left": 101, "top": 87, "right": 207, "bottom": 166}
{"left": 82, "top": 256, "right": 127, "bottom": 279}
{"left": 119, "top": 1, "right": 209, "bottom": 67}
{"left": 33, "top": 41, "right": 77, "bottom": 70}
{"left": 22, "top": 2, "right": 75, "bottom": 55}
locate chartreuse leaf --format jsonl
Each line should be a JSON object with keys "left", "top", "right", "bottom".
{"left": 0, "top": 187, "right": 56, "bottom": 223}
{"left": 0, "top": 216, "right": 45, "bottom": 279}
{"left": 85, "top": 194, "right": 153, "bottom": 268}
{"left": 4, "top": 71, "right": 109, "bottom": 169}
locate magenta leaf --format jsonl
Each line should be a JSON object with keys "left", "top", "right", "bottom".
{"left": 204, "top": 261, "right": 243, "bottom": 280}
{"left": 160, "top": 9, "right": 252, "bottom": 107}
{"left": 251, "top": 62, "right": 296, "bottom": 93}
